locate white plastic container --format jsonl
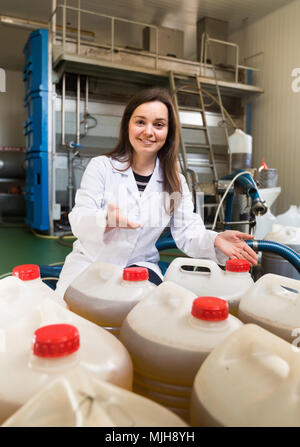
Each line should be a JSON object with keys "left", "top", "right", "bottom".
{"left": 265, "top": 224, "right": 300, "bottom": 246}
{"left": 275, "top": 205, "right": 300, "bottom": 228}
{"left": 191, "top": 323, "right": 300, "bottom": 427}
{"left": 228, "top": 129, "right": 252, "bottom": 170}
{"left": 2, "top": 370, "right": 187, "bottom": 427}
{"left": 64, "top": 263, "right": 156, "bottom": 336}
{"left": 228, "top": 129, "right": 252, "bottom": 154}
{"left": 0, "top": 264, "right": 67, "bottom": 309}
{"left": 120, "top": 281, "right": 243, "bottom": 422}
{"left": 164, "top": 258, "right": 253, "bottom": 315}
{"left": 0, "top": 298, "right": 133, "bottom": 424}
{"left": 254, "top": 209, "right": 276, "bottom": 240}
{"left": 238, "top": 273, "right": 300, "bottom": 342}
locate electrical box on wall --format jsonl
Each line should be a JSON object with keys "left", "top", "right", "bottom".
{"left": 197, "top": 17, "right": 228, "bottom": 65}
{"left": 143, "top": 26, "right": 184, "bottom": 59}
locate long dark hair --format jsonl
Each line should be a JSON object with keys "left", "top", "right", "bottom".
{"left": 106, "top": 88, "right": 182, "bottom": 212}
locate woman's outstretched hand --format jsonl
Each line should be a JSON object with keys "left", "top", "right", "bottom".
{"left": 214, "top": 230, "right": 258, "bottom": 266}
{"left": 105, "top": 203, "right": 141, "bottom": 233}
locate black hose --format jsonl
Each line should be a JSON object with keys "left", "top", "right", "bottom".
{"left": 57, "top": 233, "right": 75, "bottom": 248}
{"left": 246, "top": 240, "right": 300, "bottom": 274}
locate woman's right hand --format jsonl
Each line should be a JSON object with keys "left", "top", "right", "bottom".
{"left": 105, "top": 203, "right": 141, "bottom": 233}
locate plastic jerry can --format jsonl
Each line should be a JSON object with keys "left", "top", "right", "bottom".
{"left": 0, "top": 298, "right": 133, "bottom": 424}
{"left": 228, "top": 128, "right": 252, "bottom": 170}
{"left": 120, "top": 281, "right": 243, "bottom": 422}
{"left": 64, "top": 262, "right": 156, "bottom": 337}
{"left": 0, "top": 264, "right": 67, "bottom": 310}
{"left": 164, "top": 258, "right": 253, "bottom": 315}
{"left": 190, "top": 323, "right": 300, "bottom": 427}
{"left": 262, "top": 224, "right": 300, "bottom": 280}
{"left": 238, "top": 273, "right": 300, "bottom": 343}
{"left": 228, "top": 128, "right": 252, "bottom": 155}
{"left": 2, "top": 369, "right": 188, "bottom": 427}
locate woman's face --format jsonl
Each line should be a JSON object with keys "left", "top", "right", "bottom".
{"left": 128, "top": 101, "right": 169, "bottom": 158}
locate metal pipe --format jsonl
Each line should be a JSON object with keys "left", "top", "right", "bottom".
{"left": 238, "top": 64, "right": 262, "bottom": 72}
{"left": 77, "top": 0, "right": 81, "bottom": 56}
{"left": 55, "top": 4, "right": 158, "bottom": 30}
{"left": 244, "top": 51, "right": 264, "bottom": 63}
{"left": 200, "top": 32, "right": 204, "bottom": 64}
{"left": 51, "top": 0, "right": 56, "bottom": 40}
{"left": 85, "top": 76, "right": 88, "bottom": 115}
{"left": 235, "top": 45, "right": 239, "bottom": 83}
{"left": 61, "top": 72, "right": 66, "bottom": 146}
{"left": 111, "top": 17, "right": 114, "bottom": 62}
{"left": 200, "top": 32, "right": 205, "bottom": 77}
{"left": 76, "top": 75, "right": 80, "bottom": 146}
{"left": 67, "top": 149, "right": 73, "bottom": 212}
{"left": 62, "top": 0, "right": 66, "bottom": 51}
{"left": 204, "top": 32, "right": 208, "bottom": 76}
{"left": 207, "top": 37, "right": 239, "bottom": 48}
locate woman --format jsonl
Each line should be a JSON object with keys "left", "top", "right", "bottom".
{"left": 56, "top": 88, "right": 257, "bottom": 297}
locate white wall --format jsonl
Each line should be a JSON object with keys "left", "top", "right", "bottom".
{"left": 230, "top": 0, "right": 300, "bottom": 214}
{"left": 0, "top": 69, "right": 26, "bottom": 147}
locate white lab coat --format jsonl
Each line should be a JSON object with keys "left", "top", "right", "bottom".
{"left": 56, "top": 155, "right": 227, "bottom": 297}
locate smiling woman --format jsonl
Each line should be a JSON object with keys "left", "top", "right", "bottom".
{"left": 55, "top": 87, "right": 258, "bottom": 299}
{"left": 128, "top": 101, "right": 169, "bottom": 175}
{"left": 107, "top": 88, "right": 182, "bottom": 202}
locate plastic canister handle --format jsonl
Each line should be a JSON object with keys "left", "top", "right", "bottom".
{"left": 165, "top": 257, "right": 222, "bottom": 277}
{"left": 250, "top": 273, "right": 300, "bottom": 302}
{"left": 93, "top": 263, "right": 122, "bottom": 282}
{"left": 157, "top": 281, "right": 196, "bottom": 310}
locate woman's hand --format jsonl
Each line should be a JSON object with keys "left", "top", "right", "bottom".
{"left": 214, "top": 230, "right": 258, "bottom": 266}
{"left": 105, "top": 203, "right": 141, "bottom": 233}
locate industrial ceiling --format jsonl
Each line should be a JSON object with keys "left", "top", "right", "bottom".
{"left": 0, "top": 0, "right": 296, "bottom": 70}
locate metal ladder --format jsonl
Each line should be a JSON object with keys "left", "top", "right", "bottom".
{"left": 202, "top": 32, "right": 232, "bottom": 173}
{"left": 169, "top": 70, "right": 225, "bottom": 224}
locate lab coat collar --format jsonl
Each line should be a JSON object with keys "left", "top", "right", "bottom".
{"left": 110, "top": 158, "right": 131, "bottom": 175}
{"left": 111, "top": 156, "right": 164, "bottom": 206}
{"left": 111, "top": 156, "right": 164, "bottom": 182}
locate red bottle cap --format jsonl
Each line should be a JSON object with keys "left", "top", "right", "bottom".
{"left": 123, "top": 267, "right": 149, "bottom": 281}
{"left": 225, "top": 259, "right": 250, "bottom": 272}
{"left": 33, "top": 324, "right": 80, "bottom": 358}
{"left": 12, "top": 264, "right": 40, "bottom": 281}
{"left": 191, "top": 297, "right": 229, "bottom": 321}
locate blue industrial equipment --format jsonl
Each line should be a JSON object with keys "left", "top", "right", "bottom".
{"left": 223, "top": 170, "right": 268, "bottom": 220}
{"left": 25, "top": 152, "right": 49, "bottom": 231}
{"left": 24, "top": 91, "right": 48, "bottom": 154}
{"left": 23, "top": 29, "right": 49, "bottom": 94}
{"left": 23, "top": 29, "right": 50, "bottom": 231}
